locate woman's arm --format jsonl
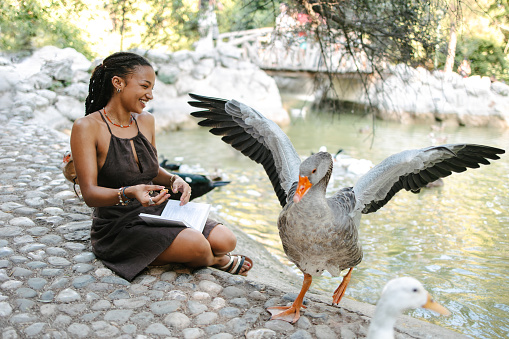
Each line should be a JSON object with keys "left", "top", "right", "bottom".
{"left": 70, "top": 115, "right": 166, "bottom": 207}
{"left": 138, "top": 111, "right": 192, "bottom": 205}
{"left": 153, "top": 167, "right": 192, "bottom": 206}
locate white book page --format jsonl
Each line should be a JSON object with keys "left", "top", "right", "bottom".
{"left": 161, "top": 200, "right": 211, "bottom": 231}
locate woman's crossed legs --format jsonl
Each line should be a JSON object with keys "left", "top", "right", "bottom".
{"left": 150, "top": 224, "right": 252, "bottom": 275}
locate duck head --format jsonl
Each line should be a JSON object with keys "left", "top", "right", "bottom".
{"left": 380, "top": 277, "right": 450, "bottom": 316}
{"left": 294, "top": 152, "right": 333, "bottom": 203}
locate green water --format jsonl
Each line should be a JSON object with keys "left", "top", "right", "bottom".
{"left": 156, "top": 110, "right": 509, "bottom": 339}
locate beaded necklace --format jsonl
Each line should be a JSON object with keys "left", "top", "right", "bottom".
{"left": 103, "top": 107, "right": 134, "bottom": 128}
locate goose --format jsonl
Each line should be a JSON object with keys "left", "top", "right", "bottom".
{"left": 367, "top": 277, "right": 450, "bottom": 339}
{"left": 187, "top": 93, "right": 504, "bottom": 323}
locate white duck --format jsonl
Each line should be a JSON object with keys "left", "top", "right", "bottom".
{"left": 188, "top": 93, "right": 504, "bottom": 323}
{"left": 367, "top": 277, "right": 450, "bottom": 339}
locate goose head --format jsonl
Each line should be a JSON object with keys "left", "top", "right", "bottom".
{"left": 367, "top": 277, "right": 450, "bottom": 339}
{"left": 294, "top": 152, "right": 333, "bottom": 203}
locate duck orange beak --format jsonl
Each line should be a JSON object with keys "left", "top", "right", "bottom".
{"left": 423, "top": 293, "right": 450, "bottom": 315}
{"left": 293, "top": 175, "right": 312, "bottom": 203}
{"left": 63, "top": 154, "right": 71, "bottom": 164}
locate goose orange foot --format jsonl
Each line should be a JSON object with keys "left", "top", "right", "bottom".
{"left": 267, "top": 273, "right": 312, "bottom": 323}
{"left": 332, "top": 267, "right": 354, "bottom": 305}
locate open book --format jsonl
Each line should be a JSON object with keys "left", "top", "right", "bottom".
{"left": 139, "top": 200, "right": 211, "bottom": 233}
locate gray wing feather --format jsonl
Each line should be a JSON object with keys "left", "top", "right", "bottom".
{"left": 353, "top": 144, "right": 504, "bottom": 214}
{"left": 189, "top": 93, "right": 301, "bottom": 207}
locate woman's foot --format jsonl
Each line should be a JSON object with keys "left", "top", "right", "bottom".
{"left": 214, "top": 254, "right": 253, "bottom": 276}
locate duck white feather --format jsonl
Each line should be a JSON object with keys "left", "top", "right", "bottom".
{"left": 367, "top": 277, "right": 450, "bottom": 339}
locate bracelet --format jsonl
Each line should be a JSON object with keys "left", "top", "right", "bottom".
{"left": 117, "top": 186, "right": 133, "bottom": 206}
{"left": 122, "top": 186, "right": 131, "bottom": 202}
{"left": 170, "top": 174, "right": 181, "bottom": 187}
{"left": 117, "top": 187, "right": 125, "bottom": 205}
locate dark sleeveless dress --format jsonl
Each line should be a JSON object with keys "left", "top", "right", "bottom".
{"left": 91, "top": 113, "right": 218, "bottom": 281}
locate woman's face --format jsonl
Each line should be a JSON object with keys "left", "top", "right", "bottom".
{"left": 118, "top": 65, "right": 155, "bottom": 114}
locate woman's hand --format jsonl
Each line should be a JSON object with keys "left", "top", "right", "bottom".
{"left": 171, "top": 176, "right": 192, "bottom": 206}
{"left": 126, "top": 185, "right": 170, "bottom": 207}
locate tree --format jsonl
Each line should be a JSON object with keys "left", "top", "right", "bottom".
{"left": 138, "top": 0, "right": 200, "bottom": 52}
{"left": 0, "top": 0, "right": 91, "bottom": 57}
{"left": 486, "top": 0, "right": 509, "bottom": 53}
{"left": 105, "top": 0, "right": 138, "bottom": 51}
{"left": 444, "top": 1, "right": 459, "bottom": 73}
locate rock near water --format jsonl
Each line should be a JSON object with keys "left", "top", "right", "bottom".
{"left": 0, "top": 45, "right": 289, "bottom": 133}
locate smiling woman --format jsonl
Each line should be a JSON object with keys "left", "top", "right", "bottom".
{"left": 69, "top": 51, "right": 253, "bottom": 282}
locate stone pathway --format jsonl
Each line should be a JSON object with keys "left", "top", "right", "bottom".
{"left": 0, "top": 118, "right": 466, "bottom": 338}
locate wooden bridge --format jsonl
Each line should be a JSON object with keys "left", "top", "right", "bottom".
{"left": 216, "top": 27, "right": 375, "bottom": 103}
{"left": 217, "top": 27, "right": 374, "bottom": 76}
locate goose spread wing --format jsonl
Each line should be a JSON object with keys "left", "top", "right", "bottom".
{"left": 353, "top": 144, "right": 505, "bottom": 214}
{"left": 188, "top": 93, "right": 301, "bottom": 207}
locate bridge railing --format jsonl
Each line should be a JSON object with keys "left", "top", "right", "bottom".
{"left": 217, "top": 27, "right": 374, "bottom": 74}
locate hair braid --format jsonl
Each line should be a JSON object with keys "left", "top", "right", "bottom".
{"left": 84, "top": 52, "right": 152, "bottom": 115}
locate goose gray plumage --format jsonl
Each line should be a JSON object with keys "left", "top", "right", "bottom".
{"left": 367, "top": 277, "right": 450, "bottom": 339}
{"left": 188, "top": 93, "right": 505, "bottom": 323}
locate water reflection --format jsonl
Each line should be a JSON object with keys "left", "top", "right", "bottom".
{"left": 156, "top": 112, "right": 508, "bottom": 339}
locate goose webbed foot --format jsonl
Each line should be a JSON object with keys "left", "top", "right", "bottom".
{"left": 332, "top": 267, "right": 354, "bottom": 305}
{"left": 267, "top": 303, "right": 307, "bottom": 323}
{"left": 267, "top": 273, "right": 312, "bottom": 323}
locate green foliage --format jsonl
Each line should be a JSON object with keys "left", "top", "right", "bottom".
{"left": 139, "top": 0, "right": 201, "bottom": 51}
{"left": 456, "top": 36, "right": 509, "bottom": 82}
{"left": 218, "top": 0, "right": 277, "bottom": 32}
{"left": 0, "top": 0, "right": 92, "bottom": 58}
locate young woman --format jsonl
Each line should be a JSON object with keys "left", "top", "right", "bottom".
{"left": 70, "top": 52, "right": 252, "bottom": 281}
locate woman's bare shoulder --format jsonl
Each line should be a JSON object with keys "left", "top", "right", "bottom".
{"left": 72, "top": 112, "right": 103, "bottom": 134}
{"left": 135, "top": 111, "right": 155, "bottom": 123}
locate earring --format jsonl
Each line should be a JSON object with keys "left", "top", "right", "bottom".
{"left": 117, "top": 88, "right": 121, "bottom": 93}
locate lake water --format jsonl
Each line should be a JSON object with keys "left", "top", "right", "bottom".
{"left": 156, "top": 107, "right": 509, "bottom": 339}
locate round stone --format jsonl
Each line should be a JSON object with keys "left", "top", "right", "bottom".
{"left": 195, "top": 312, "right": 218, "bottom": 326}
{"left": 56, "top": 288, "right": 81, "bottom": 303}
{"left": 40, "top": 291, "right": 55, "bottom": 302}
{"left": 246, "top": 329, "right": 277, "bottom": 339}
{"left": 199, "top": 280, "right": 223, "bottom": 295}
{"left": 48, "top": 256, "right": 71, "bottom": 266}
{"left": 39, "top": 234, "right": 63, "bottom": 245}
{"left": 16, "top": 288, "right": 38, "bottom": 298}
{"left": 9, "top": 217, "right": 36, "bottom": 227}
{"left": 72, "top": 263, "right": 94, "bottom": 273}
{"left": 24, "top": 322, "right": 47, "bottom": 336}
{"left": 150, "top": 300, "right": 182, "bottom": 315}
{"left": 67, "top": 323, "right": 91, "bottom": 338}
{"left": 0, "top": 226, "right": 22, "bottom": 237}
{"left": 145, "top": 323, "right": 172, "bottom": 336}
{"left": 28, "top": 278, "right": 47, "bottom": 290}
{"left": 46, "top": 247, "right": 67, "bottom": 256}
{"left": 164, "top": 312, "right": 191, "bottom": 328}
{"left": 72, "top": 275, "right": 95, "bottom": 288}
{"left": 0, "top": 247, "right": 14, "bottom": 258}
{"left": 0, "top": 301, "right": 13, "bottom": 316}
{"left": 73, "top": 252, "right": 95, "bottom": 263}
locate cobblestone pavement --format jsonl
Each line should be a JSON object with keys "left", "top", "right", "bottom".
{"left": 0, "top": 118, "right": 466, "bottom": 338}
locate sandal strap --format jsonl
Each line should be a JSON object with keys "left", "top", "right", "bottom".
{"left": 229, "top": 255, "right": 245, "bottom": 275}
{"left": 217, "top": 254, "right": 234, "bottom": 270}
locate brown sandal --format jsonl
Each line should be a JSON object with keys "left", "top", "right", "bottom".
{"left": 215, "top": 253, "right": 253, "bottom": 276}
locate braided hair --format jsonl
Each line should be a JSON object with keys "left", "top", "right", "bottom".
{"left": 85, "top": 52, "right": 152, "bottom": 115}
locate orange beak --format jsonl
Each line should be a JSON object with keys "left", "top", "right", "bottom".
{"left": 293, "top": 175, "right": 312, "bottom": 203}
{"left": 423, "top": 293, "right": 450, "bottom": 316}
{"left": 63, "top": 154, "right": 71, "bottom": 164}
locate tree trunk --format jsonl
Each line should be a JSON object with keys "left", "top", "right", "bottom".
{"left": 444, "top": 3, "right": 457, "bottom": 73}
